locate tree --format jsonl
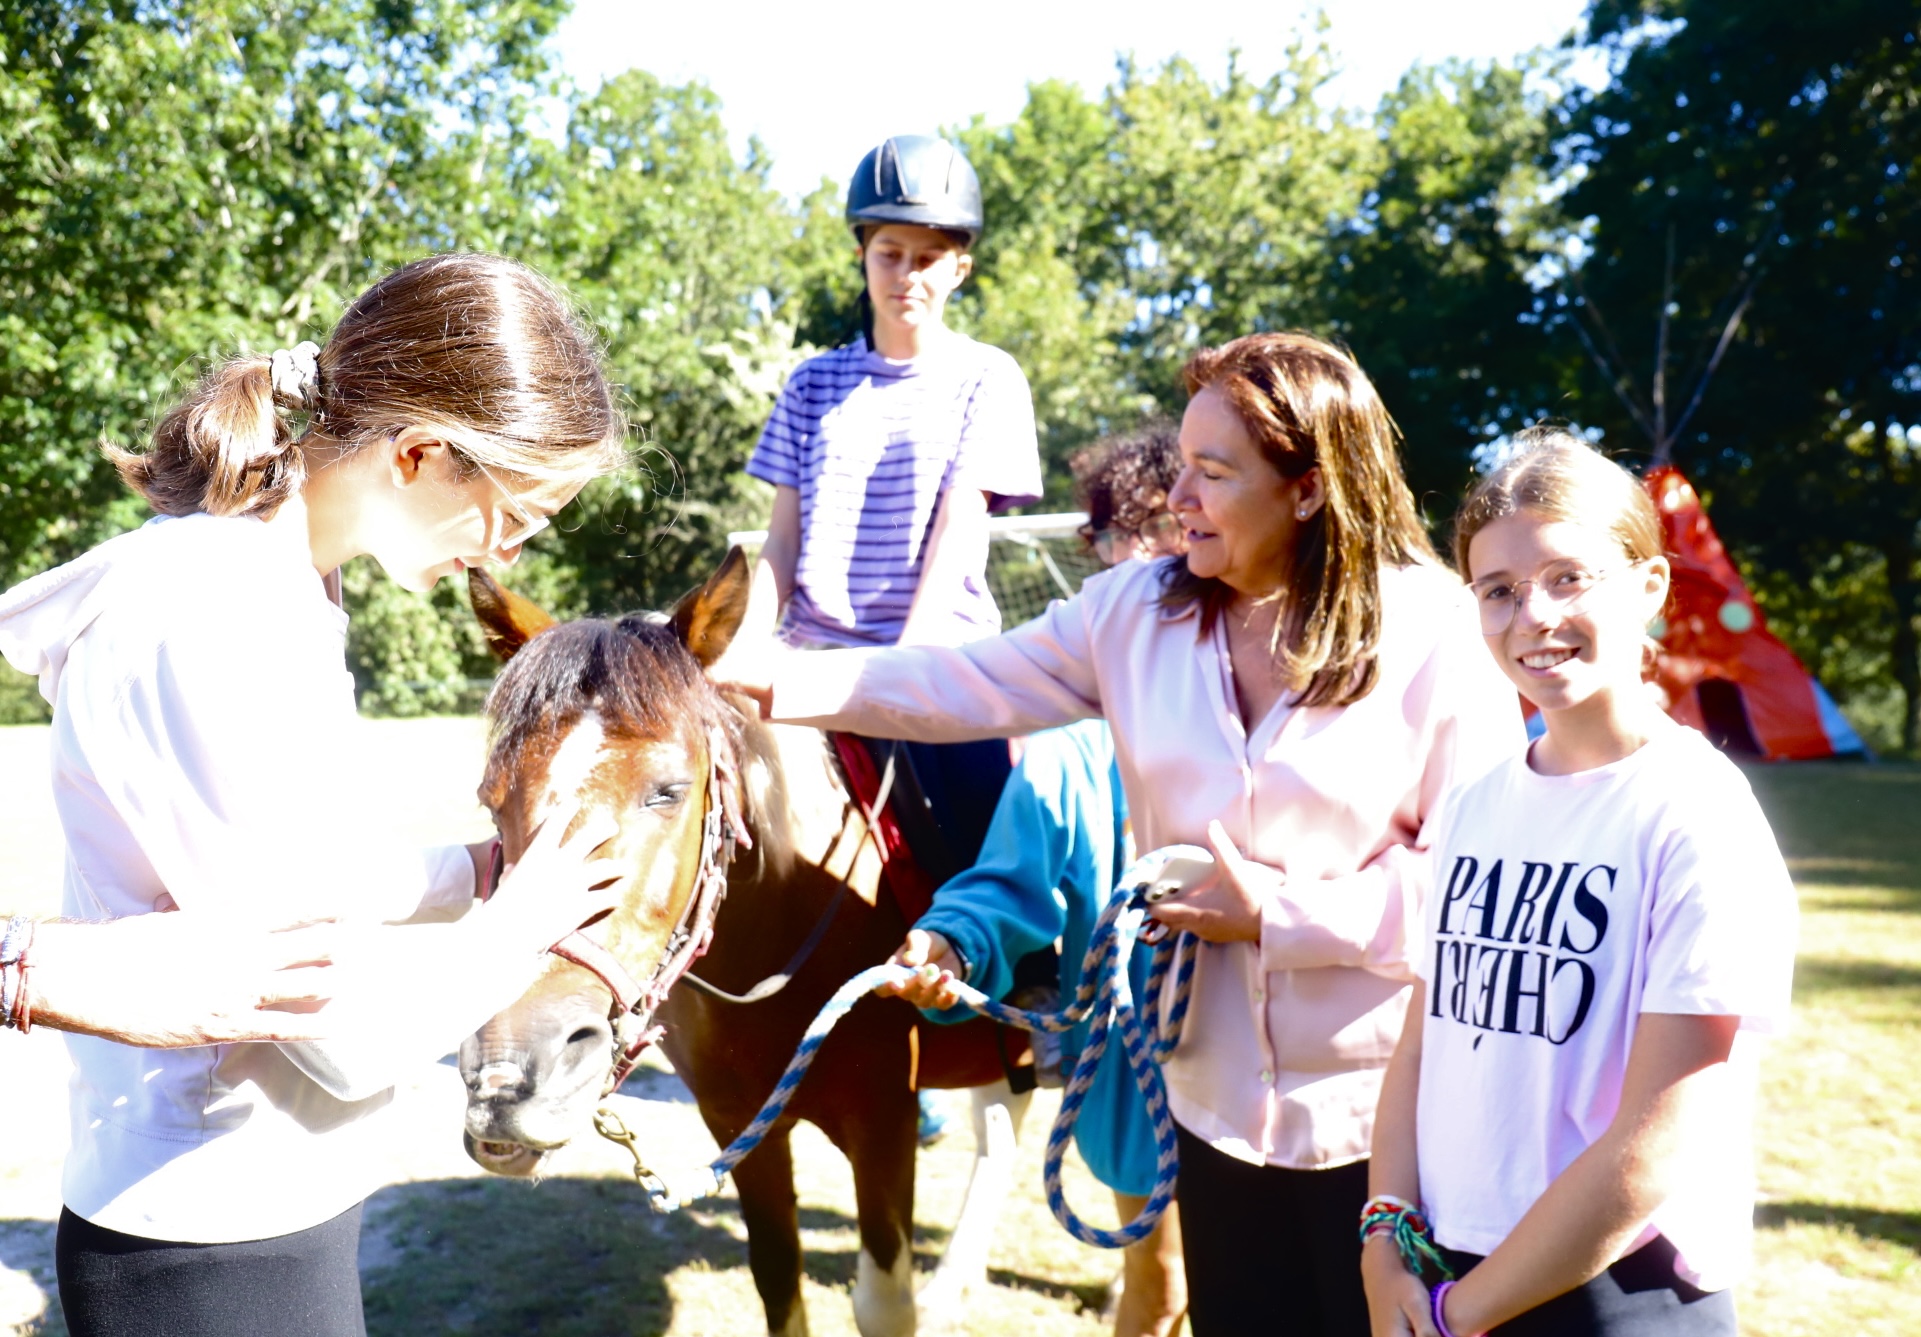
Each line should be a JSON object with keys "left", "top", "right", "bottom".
{"left": 1557, "top": 0, "right": 1921, "bottom": 745}
{"left": 523, "top": 70, "right": 807, "bottom": 616}
{"left": 951, "top": 45, "right": 1375, "bottom": 494}
{"left": 0, "top": 0, "right": 566, "bottom": 590}
{"left": 1321, "top": 58, "right": 1572, "bottom": 513}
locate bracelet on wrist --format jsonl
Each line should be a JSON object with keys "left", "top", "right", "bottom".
{"left": 1, "top": 916, "right": 37, "bottom": 1033}
{"left": 1431, "top": 1279, "right": 1485, "bottom": 1337}
{"left": 1357, "top": 1195, "right": 1453, "bottom": 1283}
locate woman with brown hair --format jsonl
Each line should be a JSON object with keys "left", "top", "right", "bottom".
{"left": 714, "top": 331, "right": 1523, "bottom": 1336}
{"left": 0, "top": 252, "right": 625, "bottom": 1337}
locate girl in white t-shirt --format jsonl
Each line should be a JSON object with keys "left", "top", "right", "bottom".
{"left": 1361, "top": 429, "right": 1797, "bottom": 1337}
{"left": 0, "top": 253, "right": 625, "bottom": 1337}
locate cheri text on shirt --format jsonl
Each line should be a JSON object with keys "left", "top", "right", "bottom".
{"left": 1428, "top": 855, "right": 1613, "bottom": 1045}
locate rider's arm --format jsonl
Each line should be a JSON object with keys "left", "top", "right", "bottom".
{"left": 897, "top": 488, "right": 991, "bottom": 648}
{"left": 738, "top": 485, "right": 801, "bottom": 648}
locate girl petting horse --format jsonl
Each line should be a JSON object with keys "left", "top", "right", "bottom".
{"left": 0, "top": 252, "right": 624, "bottom": 1337}
{"left": 1361, "top": 432, "right": 1797, "bottom": 1337}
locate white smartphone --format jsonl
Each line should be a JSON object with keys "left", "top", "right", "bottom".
{"left": 1132, "top": 845, "right": 1216, "bottom": 904}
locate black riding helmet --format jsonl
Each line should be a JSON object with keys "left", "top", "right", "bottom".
{"left": 846, "top": 135, "right": 984, "bottom": 247}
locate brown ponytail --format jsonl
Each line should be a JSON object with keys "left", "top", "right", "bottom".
{"left": 109, "top": 355, "right": 308, "bottom": 518}
{"left": 109, "top": 253, "right": 627, "bottom": 519}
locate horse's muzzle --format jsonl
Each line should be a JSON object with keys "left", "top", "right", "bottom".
{"left": 463, "top": 1131, "right": 547, "bottom": 1178}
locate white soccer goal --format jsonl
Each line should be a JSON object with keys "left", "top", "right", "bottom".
{"left": 725, "top": 511, "right": 1102, "bottom": 629}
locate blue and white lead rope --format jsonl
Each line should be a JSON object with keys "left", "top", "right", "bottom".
{"left": 643, "top": 847, "right": 1204, "bottom": 1249}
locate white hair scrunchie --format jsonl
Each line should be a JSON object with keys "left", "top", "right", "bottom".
{"left": 269, "top": 340, "right": 322, "bottom": 413}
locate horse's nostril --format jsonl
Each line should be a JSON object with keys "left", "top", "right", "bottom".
{"left": 567, "top": 1027, "right": 602, "bottom": 1047}
{"left": 475, "top": 1062, "right": 525, "bottom": 1095}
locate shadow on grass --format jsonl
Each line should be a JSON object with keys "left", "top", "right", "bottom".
{"left": 1756, "top": 1201, "right": 1921, "bottom": 1255}
{"left": 1791, "top": 956, "right": 1921, "bottom": 996}
{"left": 0, "top": 1217, "right": 59, "bottom": 1336}
{"left": 1787, "top": 856, "right": 1921, "bottom": 899}
{"left": 983, "top": 1264, "right": 1113, "bottom": 1315}
{"left": 363, "top": 1172, "right": 1102, "bottom": 1336}
{"left": 362, "top": 1174, "right": 769, "bottom": 1336}
{"left": 1745, "top": 763, "right": 1921, "bottom": 899}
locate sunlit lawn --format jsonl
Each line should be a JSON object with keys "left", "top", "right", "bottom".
{"left": 1737, "top": 763, "right": 1921, "bottom": 1337}
{"left": 1, "top": 722, "right": 1917, "bottom": 1335}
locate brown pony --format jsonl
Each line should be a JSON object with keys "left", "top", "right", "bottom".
{"left": 457, "top": 552, "right": 1033, "bottom": 1337}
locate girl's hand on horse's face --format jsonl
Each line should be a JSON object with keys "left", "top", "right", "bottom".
{"left": 1145, "top": 820, "right": 1270, "bottom": 944}
{"left": 484, "top": 799, "right": 625, "bottom": 954}
{"left": 1361, "top": 1234, "right": 1440, "bottom": 1337}
{"left": 880, "top": 929, "right": 965, "bottom": 1010}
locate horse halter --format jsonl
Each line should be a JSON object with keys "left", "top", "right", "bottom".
{"left": 497, "top": 723, "right": 751, "bottom": 1094}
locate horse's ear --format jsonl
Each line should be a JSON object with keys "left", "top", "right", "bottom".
{"left": 671, "top": 545, "right": 752, "bottom": 668}
{"left": 468, "top": 567, "right": 558, "bottom": 662}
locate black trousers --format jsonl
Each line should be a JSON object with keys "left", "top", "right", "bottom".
{"left": 1440, "top": 1236, "right": 1737, "bottom": 1336}
{"left": 1174, "top": 1123, "right": 1371, "bottom": 1337}
{"left": 56, "top": 1203, "right": 366, "bottom": 1337}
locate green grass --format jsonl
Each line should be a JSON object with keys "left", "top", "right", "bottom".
{"left": 1737, "top": 762, "right": 1921, "bottom": 1336}
{"left": 3, "top": 729, "right": 1919, "bottom": 1335}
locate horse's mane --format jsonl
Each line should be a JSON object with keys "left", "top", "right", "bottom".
{"left": 482, "top": 616, "right": 792, "bottom": 878}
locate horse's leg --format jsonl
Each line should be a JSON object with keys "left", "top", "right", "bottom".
{"left": 822, "top": 1095, "right": 920, "bottom": 1337}
{"left": 918, "top": 1077, "right": 1036, "bottom": 1317}
{"left": 731, "top": 1123, "right": 811, "bottom": 1337}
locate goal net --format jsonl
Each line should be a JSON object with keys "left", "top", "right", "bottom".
{"left": 725, "top": 511, "right": 1102, "bottom": 630}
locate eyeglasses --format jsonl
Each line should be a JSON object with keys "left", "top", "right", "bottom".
{"left": 473, "top": 461, "right": 551, "bottom": 549}
{"left": 1470, "top": 560, "right": 1641, "bottom": 635}
{"left": 1092, "top": 512, "right": 1184, "bottom": 565}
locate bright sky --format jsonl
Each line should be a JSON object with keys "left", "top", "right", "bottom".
{"left": 553, "top": 0, "right": 1599, "bottom": 200}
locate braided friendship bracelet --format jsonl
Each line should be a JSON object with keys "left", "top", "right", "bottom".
{"left": 0, "top": 915, "right": 35, "bottom": 1033}
{"left": 1358, "top": 1195, "right": 1455, "bottom": 1283}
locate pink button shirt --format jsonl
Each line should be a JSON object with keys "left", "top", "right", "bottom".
{"left": 773, "top": 557, "right": 1524, "bottom": 1169}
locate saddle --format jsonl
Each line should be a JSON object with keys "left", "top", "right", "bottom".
{"left": 828, "top": 733, "right": 1038, "bottom": 1092}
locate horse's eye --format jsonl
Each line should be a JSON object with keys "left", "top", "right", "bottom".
{"left": 643, "top": 783, "right": 691, "bottom": 811}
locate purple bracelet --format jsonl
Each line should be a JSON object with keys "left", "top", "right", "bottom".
{"left": 1431, "top": 1280, "right": 1463, "bottom": 1337}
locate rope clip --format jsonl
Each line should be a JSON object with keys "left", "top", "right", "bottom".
{"left": 592, "top": 1105, "right": 671, "bottom": 1204}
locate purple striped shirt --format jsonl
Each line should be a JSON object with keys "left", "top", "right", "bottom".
{"left": 747, "top": 334, "right": 1042, "bottom": 648}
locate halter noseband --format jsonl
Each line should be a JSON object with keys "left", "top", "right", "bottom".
{"left": 524, "top": 723, "right": 751, "bottom": 1093}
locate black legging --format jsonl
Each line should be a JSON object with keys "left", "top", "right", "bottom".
{"left": 56, "top": 1202, "right": 365, "bottom": 1337}
{"left": 1440, "top": 1237, "right": 1737, "bottom": 1336}
{"left": 1174, "top": 1124, "right": 1371, "bottom": 1336}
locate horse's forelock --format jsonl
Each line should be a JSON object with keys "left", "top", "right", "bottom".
{"left": 484, "top": 618, "right": 733, "bottom": 771}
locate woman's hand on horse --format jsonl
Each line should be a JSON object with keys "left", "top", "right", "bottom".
{"left": 706, "top": 629, "right": 780, "bottom": 719}
{"left": 1145, "top": 820, "right": 1271, "bottom": 944}
{"left": 483, "top": 799, "right": 625, "bottom": 955}
{"left": 30, "top": 912, "right": 343, "bottom": 1047}
{"left": 880, "top": 929, "right": 965, "bottom": 1010}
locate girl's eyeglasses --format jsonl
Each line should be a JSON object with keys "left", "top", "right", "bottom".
{"left": 473, "top": 461, "right": 551, "bottom": 548}
{"left": 1092, "top": 511, "right": 1183, "bottom": 565}
{"left": 1470, "top": 560, "right": 1642, "bottom": 635}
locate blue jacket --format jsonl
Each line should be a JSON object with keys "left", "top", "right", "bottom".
{"left": 917, "top": 719, "right": 1160, "bottom": 1196}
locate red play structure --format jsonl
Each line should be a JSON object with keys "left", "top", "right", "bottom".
{"left": 1643, "top": 465, "right": 1865, "bottom": 760}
